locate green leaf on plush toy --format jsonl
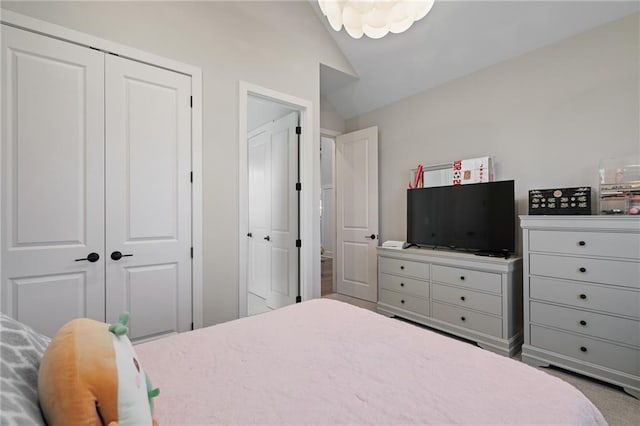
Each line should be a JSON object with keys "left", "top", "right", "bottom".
{"left": 145, "top": 374, "right": 160, "bottom": 412}
{"left": 108, "top": 312, "right": 130, "bottom": 336}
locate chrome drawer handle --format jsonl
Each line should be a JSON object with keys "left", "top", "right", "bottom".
{"left": 578, "top": 267, "right": 586, "bottom": 273}
{"left": 580, "top": 346, "right": 587, "bottom": 353}
{"left": 579, "top": 294, "right": 587, "bottom": 300}
{"left": 579, "top": 320, "right": 587, "bottom": 326}
{"left": 578, "top": 241, "right": 586, "bottom": 246}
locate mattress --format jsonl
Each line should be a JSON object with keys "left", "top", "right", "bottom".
{"left": 135, "top": 299, "right": 606, "bottom": 425}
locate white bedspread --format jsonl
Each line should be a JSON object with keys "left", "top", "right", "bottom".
{"left": 135, "top": 299, "right": 606, "bottom": 425}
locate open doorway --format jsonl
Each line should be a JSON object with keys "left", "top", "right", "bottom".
{"left": 238, "top": 82, "right": 316, "bottom": 319}
{"left": 320, "top": 133, "right": 336, "bottom": 296}
{"left": 246, "top": 97, "right": 299, "bottom": 315}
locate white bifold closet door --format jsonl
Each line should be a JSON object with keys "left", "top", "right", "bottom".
{"left": 1, "top": 25, "right": 192, "bottom": 341}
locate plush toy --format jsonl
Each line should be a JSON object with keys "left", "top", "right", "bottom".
{"left": 38, "top": 313, "right": 159, "bottom": 426}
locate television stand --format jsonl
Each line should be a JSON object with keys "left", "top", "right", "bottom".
{"left": 474, "top": 250, "right": 511, "bottom": 259}
{"left": 376, "top": 247, "right": 523, "bottom": 357}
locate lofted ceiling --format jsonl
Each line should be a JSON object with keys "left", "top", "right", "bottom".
{"left": 312, "top": 0, "right": 640, "bottom": 120}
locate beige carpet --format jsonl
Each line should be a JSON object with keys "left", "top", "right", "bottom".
{"left": 323, "top": 292, "right": 640, "bottom": 425}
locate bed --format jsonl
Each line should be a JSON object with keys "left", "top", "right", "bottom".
{"left": 133, "top": 299, "right": 606, "bottom": 425}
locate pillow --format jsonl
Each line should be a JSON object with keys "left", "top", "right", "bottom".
{"left": 0, "top": 312, "right": 50, "bottom": 425}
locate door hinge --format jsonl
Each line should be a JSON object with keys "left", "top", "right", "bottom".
{"left": 190, "top": 247, "right": 193, "bottom": 258}
{"left": 295, "top": 182, "right": 301, "bottom": 191}
{"left": 296, "top": 126, "right": 302, "bottom": 135}
{"left": 296, "top": 239, "right": 301, "bottom": 248}
{"left": 190, "top": 171, "right": 193, "bottom": 183}
{"left": 190, "top": 96, "right": 193, "bottom": 108}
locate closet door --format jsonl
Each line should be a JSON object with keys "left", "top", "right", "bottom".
{"left": 248, "top": 129, "right": 272, "bottom": 302}
{"left": 1, "top": 25, "right": 105, "bottom": 336}
{"left": 105, "top": 55, "right": 192, "bottom": 341}
{"left": 265, "top": 112, "right": 298, "bottom": 309}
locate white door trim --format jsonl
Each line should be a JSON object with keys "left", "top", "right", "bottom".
{"left": 0, "top": 9, "right": 205, "bottom": 330}
{"left": 239, "top": 81, "right": 315, "bottom": 318}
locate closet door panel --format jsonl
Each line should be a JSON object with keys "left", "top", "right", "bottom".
{"left": 248, "top": 131, "right": 271, "bottom": 300}
{"left": 1, "top": 25, "right": 105, "bottom": 336}
{"left": 105, "top": 55, "right": 191, "bottom": 341}
{"left": 266, "top": 112, "right": 298, "bottom": 309}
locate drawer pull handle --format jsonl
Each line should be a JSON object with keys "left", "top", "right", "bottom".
{"left": 400, "top": 283, "right": 405, "bottom": 287}
{"left": 400, "top": 266, "right": 404, "bottom": 270}
{"left": 460, "top": 296, "right": 466, "bottom": 301}
{"left": 580, "top": 346, "right": 587, "bottom": 353}
{"left": 401, "top": 300, "right": 405, "bottom": 304}
{"left": 460, "top": 316, "right": 466, "bottom": 322}
{"left": 460, "top": 276, "right": 465, "bottom": 281}
{"left": 579, "top": 320, "right": 587, "bottom": 326}
{"left": 579, "top": 294, "right": 587, "bottom": 300}
{"left": 578, "top": 241, "right": 586, "bottom": 246}
{"left": 578, "top": 267, "right": 586, "bottom": 273}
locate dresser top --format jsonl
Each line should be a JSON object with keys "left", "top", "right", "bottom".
{"left": 520, "top": 215, "right": 640, "bottom": 232}
{"left": 377, "top": 246, "right": 522, "bottom": 271}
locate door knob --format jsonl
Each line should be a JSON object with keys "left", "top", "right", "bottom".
{"left": 366, "top": 234, "right": 376, "bottom": 240}
{"left": 264, "top": 236, "right": 271, "bottom": 241}
{"left": 111, "top": 251, "right": 134, "bottom": 261}
{"left": 75, "top": 252, "right": 100, "bottom": 262}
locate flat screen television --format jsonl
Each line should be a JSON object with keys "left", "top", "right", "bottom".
{"left": 406, "top": 180, "right": 515, "bottom": 256}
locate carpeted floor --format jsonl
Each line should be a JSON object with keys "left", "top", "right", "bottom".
{"left": 323, "top": 292, "right": 640, "bottom": 425}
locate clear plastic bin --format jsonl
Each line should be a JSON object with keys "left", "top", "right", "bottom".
{"left": 598, "top": 155, "right": 640, "bottom": 215}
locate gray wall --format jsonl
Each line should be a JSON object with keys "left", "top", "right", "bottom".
{"left": 346, "top": 13, "right": 640, "bottom": 253}
{"left": 320, "top": 95, "right": 345, "bottom": 133}
{"left": 2, "top": 1, "right": 355, "bottom": 325}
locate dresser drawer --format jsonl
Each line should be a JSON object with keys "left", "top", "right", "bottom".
{"left": 379, "top": 289, "right": 429, "bottom": 317}
{"left": 530, "top": 253, "right": 640, "bottom": 289}
{"left": 530, "top": 325, "right": 640, "bottom": 377}
{"left": 529, "top": 277, "right": 639, "bottom": 318}
{"left": 530, "top": 301, "right": 640, "bottom": 347}
{"left": 529, "top": 230, "right": 640, "bottom": 260}
{"left": 379, "top": 257, "right": 430, "bottom": 279}
{"left": 432, "top": 265, "right": 501, "bottom": 294}
{"left": 432, "top": 301, "right": 502, "bottom": 338}
{"left": 432, "top": 283, "right": 502, "bottom": 315}
{"left": 380, "top": 273, "right": 429, "bottom": 298}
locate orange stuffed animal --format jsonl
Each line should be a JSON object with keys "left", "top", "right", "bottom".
{"left": 38, "top": 313, "right": 159, "bottom": 426}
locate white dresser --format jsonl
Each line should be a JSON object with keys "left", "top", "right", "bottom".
{"left": 520, "top": 216, "right": 640, "bottom": 399}
{"left": 377, "top": 247, "right": 523, "bottom": 357}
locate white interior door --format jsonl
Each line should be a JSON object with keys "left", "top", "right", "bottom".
{"left": 1, "top": 25, "right": 105, "bottom": 337}
{"left": 265, "top": 112, "right": 298, "bottom": 310}
{"left": 336, "top": 126, "right": 379, "bottom": 302}
{"left": 105, "top": 55, "right": 192, "bottom": 341}
{"left": 248, "top": 129, "right": 271, "bottom": 301}
{"left": 246, "top": 112, "right": 298, "bottom": 312}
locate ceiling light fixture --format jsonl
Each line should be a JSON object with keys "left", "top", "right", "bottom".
{"left": 318, "top": 0, "right": 435, "bottom": 39}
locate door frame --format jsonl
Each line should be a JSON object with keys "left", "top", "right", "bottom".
{"left": 239, "top": 81, "right": 315, "bottom": 318}
{"left": 0, "top": 10, "right": 205, "bottom": 329}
